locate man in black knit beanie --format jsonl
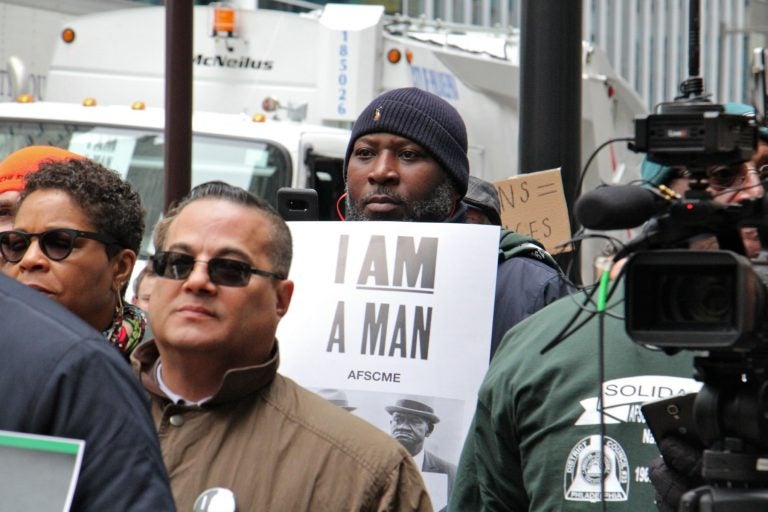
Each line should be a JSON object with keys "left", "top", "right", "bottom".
{"left": 343, "top": 87, "right": 569, "bottom": 357}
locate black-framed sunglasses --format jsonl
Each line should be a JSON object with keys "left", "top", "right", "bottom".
{"left": 151, "top": 251, "right": 286, "bottom": 287}
{"left": 0, "top": 228, "right": 118, "bottom": 263}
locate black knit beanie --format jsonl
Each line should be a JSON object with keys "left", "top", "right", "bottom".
{"left": 343, "top": 87, "right": 470, "bottom": 197}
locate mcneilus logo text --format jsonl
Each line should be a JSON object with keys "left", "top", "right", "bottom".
{"left": 193, "top": 54, "right": 274, "bottom": 70}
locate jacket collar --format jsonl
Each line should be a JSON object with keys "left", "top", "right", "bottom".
{"left": 132, "top": 339, "right": 279, "bottom": 407}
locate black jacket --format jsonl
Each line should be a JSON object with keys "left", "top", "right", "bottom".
{"left": 491, "top": 252, "right": 568, "bottom": 356}
{"left": 0, "top": 274, "right": 175, "bottom": 511}
{"left": 448, "top": 203, "right": 569, "bottom": 358}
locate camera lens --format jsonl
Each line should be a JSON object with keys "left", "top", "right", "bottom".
{"left": 625, "top": 250, "right": 761, "bottom": 349}
{"left": 663, "top": 274, "right": 732, "bottom": 324}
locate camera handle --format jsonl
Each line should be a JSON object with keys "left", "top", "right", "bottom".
{"left": 680, "top": 485, "right": 768, "bottom": 511}
{"left": 681, "top": 446, "right": 768, "bottom": 511}
{"left": 678, "top": 363, "right": 768, "bottom": 511}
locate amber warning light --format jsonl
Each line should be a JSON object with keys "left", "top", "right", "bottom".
{"left": 213, "top": 3, "right": 236, "bottom": 36}
{"left": 62, "top": 28, "right": 76, "bottom": 44}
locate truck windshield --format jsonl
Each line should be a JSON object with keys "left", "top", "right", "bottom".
{"left": 0, "top": 121, "right": 291, "bottom": 257}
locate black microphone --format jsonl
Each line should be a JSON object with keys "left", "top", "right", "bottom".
{"left": 575, "top": 185, "right": 665, "bottom": 230}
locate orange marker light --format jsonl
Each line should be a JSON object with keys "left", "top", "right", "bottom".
{"left": 387, "top": 48, "right": 402, "bottom": 64}
{"left": 213, "top": 5, "right": 236, "bottom": 34}
{"left": 82, "top": 98, "right": 97, "bottom": 107}
{"left": 62, "top": 28, "right": 76, "bottom": 44}
{"left": 406, "top": 49, "right": 414, "bottom": 64}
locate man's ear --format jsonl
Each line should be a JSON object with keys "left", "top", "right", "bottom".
{"left": 275, "top": 279, "right": 294, "bottom": 318}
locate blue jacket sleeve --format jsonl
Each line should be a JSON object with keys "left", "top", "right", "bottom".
{"left": 490, "top": 256, "right": 569, "bottom": 358}
{"left": 31, "top": 342, "right": 176, "bottom": 511}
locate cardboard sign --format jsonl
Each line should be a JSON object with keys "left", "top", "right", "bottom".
{"left": 277, "top": 221, "right": 498, "bottom": 504}
{"left": 494, "top": 168, "right": 572, "bottom": 253}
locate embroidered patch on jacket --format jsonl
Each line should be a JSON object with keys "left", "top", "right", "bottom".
{"left": 563, "top": 435, "right": 630, "bottom": 502}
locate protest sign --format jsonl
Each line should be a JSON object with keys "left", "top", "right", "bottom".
{"left": 278, "top": 221, "right": 498, "bottom": 503}
{"left": 494, "top": 167, "right": 572, "bottom": 253}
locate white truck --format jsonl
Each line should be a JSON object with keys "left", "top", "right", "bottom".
{"left": 0, "top": 0, "right": 143, "bottom": 101}
{"left": 0, "top": 3, "right": 647, "bottom": 258}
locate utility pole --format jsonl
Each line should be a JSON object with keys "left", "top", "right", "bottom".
{"left": 164, "top": 0, "right": 194, "bottom": 211}
{"left": 519, "top": 0, "right": 583, "bottom": 279}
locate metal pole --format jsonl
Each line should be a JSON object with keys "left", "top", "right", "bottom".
{"left": 164, "top": 0, "right": 194, "bottom": 211}
{"left": 519, "top": 0, "right": 582, "bottom": 276}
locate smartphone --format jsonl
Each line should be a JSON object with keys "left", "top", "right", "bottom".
{"left": 641, "top": 392, "right": 703, "bottom": 448}
{"left": 277, "top": 187, "right": 319, "bottom": 221}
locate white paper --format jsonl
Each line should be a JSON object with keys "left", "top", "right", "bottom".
{"left": 277, "top": 221, "right": 498, "bottom": 498}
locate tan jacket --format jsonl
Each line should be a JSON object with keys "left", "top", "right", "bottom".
{"left": 133, "top": 341, "right": 432, "bottom": 512}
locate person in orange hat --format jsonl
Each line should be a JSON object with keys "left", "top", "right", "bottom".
{"left": 0, "top": 146, "right": 84, "bottom": 231}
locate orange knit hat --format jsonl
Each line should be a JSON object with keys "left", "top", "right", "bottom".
{"left": 0, "top": 146, "right": 85, "bottom": 195}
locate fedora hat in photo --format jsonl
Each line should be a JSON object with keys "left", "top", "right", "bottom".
{"left": 385, "top": 398, "right": 440, "bottom": 424}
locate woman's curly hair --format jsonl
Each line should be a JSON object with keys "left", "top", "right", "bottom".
{"left": 21, "top": 158, "right": 145, "bottom": 255}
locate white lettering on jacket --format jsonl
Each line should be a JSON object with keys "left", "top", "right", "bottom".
{"left": 574, "top": 376, "right": 700, "bottom": 425}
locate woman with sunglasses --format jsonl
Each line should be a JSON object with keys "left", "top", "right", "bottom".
{"left": 0, "top": 156, "right": 147, "bottom": 359}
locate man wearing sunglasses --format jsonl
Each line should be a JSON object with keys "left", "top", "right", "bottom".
{"left": 639, "top": 140, "right": 767, "bottom": 258}
{"left": 131, "top": 181, "right": 431, "bottom": 511}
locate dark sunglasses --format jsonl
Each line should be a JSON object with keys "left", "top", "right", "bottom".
{"left": 0, "top": 228, "right": 118, "bottom": 263}
{"left": 151, "top": 251, "right": 286, "bottom": 287}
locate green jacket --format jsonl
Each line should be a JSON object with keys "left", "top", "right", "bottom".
{"left": 450, "top": 281, "right": 700, "bottom": 511}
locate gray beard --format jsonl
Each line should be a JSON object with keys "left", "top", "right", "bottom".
{"left": 345, "top": 180, "right": 455, "bottom": 222}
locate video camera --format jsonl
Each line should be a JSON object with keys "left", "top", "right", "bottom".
{"left": 632, "top": 100, "right": 755, "bottom": 171}
{"left": 579, "top": 74, "right": 768, "bottom": 350}
{"left": 626, "top": 250, "right": 767, "bottom": 352}
{"left": 622, "top": 93, "right": 766, "bottom": 350}
{"left": 620, "top": 33, "right": 766, "bottom": 347}
{"left": 620, "top": 112, "right": 768, "bottom": 507}
{"left": 604, "top": 3, "right": 768, "bottom": 508}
